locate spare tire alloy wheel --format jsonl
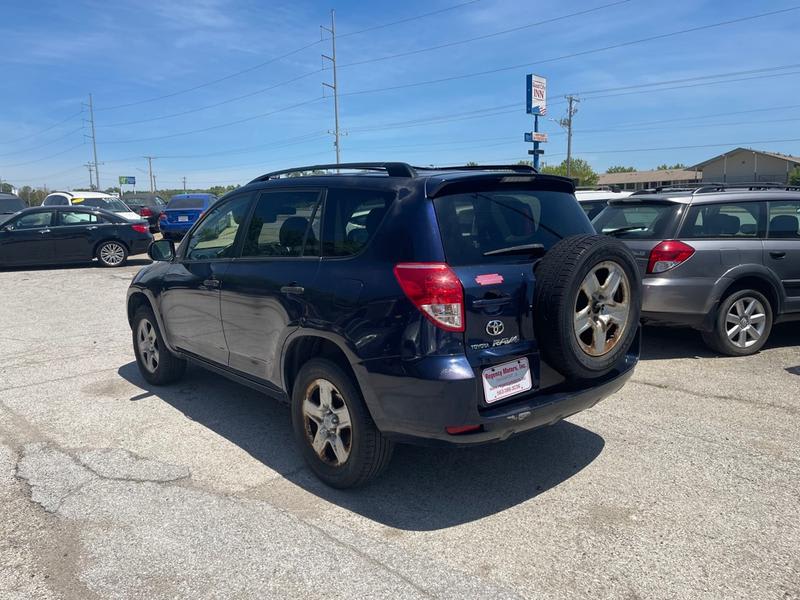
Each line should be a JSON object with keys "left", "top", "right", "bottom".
{"left": 574, "top": 261, "right": 631, "bottom": 357}
{"left": 533, "top": 234, "right": 641, "bottom": 380}
{"left": 302, "top": 379, "right": 352, "bottom": 466}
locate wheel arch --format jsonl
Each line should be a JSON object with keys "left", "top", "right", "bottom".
{"left": 711, "top": 266, "right": 783, "bottom": 317}
{"left": 126, "top": 288, "right": 180, "bottom": 354}
{"left": 282, "top": 334, "right": 361, "bottom": 400}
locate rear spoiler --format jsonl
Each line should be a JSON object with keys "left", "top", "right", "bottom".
{"left": 426, "top": 173, "right": 575, "bottom": 198}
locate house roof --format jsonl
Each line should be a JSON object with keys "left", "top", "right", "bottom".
{"left": 598, "top": 169, "right": 702, "bottom": 185}
{"left": 688, "top": 147, "right": 800, "bottom": 170}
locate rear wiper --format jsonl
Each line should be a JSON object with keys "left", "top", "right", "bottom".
{"left": 602, "top": 226, "right": 648, "bottom": 236}
{"left": 484, "top": 243, "right": 545, "bottom": 257}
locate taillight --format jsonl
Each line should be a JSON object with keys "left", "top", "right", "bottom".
{"left": 158, "top": 212, "right": 167, "bottom": 220}
{"left": 140, "top": 207, "right": 153, "bottom": 217}
{"left": 393, "top": 263, "right": 464, "bottom": 332}
{"left": 131, "top": 223, "right": 149, "bottom": 233}
{"left": 647, "top": 240, "right": 695, "bottom": 274}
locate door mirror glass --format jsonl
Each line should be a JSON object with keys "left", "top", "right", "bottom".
{"left": 148, "top": 239, "right": 175, "bottom": 261}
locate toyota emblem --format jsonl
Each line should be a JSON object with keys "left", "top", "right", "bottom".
{"left": 486, "top": 320, "right": 505, "bottom": 336}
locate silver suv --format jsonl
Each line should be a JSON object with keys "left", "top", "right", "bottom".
{"left": 592, "top": 184, "right": 800, "bottom": 355}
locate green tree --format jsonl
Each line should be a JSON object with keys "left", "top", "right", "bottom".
{"left": 465, "top": 161, "right": 479, "bottom": 166}
{"left": 606, "top": 165, "right": 636, "bottom": 173}
{"left": 655, "top": 163, "right": 687, "bottom": 170}
{"left": 540, "top": 158, "right": 599, "bottom": 186}
{"left": 789, "top": 167, "right": 800, "bottom": 186}
{"left": 0, "top": 182, "right": 13, "bottom": 193}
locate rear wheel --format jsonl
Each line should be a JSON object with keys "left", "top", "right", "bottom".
{"left": 97, "top": 240, "right": 128, "bottom": 267}
{"left": 291, "top": 358, "right": 393, "bottom": 488}
{"left": 701, "top": 289, "right": 773, "bottom": 356}
{"left": 132, "top": 306, "right": 186, "bottom": 385}
{"left": 533, "top": 234, "right": 641, "bottom": 380}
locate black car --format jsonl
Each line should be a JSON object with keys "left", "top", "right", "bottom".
{"left": 0, "top": 192, "right": 26, "bottom": 216}
{"left": 127, "top": 162, "right": 641, "bottom": 488}
{"left": 123, "top": 193, "right": 167, "bottom": 233}
{"left": 0, "top": 206, "right": 152, "bottom": 268}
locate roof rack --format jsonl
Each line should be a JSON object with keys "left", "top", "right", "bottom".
{"left": 250, "top": 162, "right": 417, "bottom": 182}
{"left": 413, "top": 164, "right": 537, "bottom": 174}
{"left": 693, "top": 182, "right": 787, "bottom": 193}
{"left": 630, "top": 186, "right": 698, "bottom": 195}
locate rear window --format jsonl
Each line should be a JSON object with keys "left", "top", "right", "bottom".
{"left": 432, "top": 190, "right": 592, "bottom": 265}
{"left": 78, "top": 198, "right": 129, "bottom": 212}
{"left": 168, "top": 197, "right": 205, "bottom": 209}
{"left": 592, "top": 202, "right": 680, "bottom": 239}
{"left": 0, "top": 197, "right": 25, "bottom": 213}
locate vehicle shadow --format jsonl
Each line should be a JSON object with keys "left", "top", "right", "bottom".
{"left": 0, "top": 257, "right": 151, "bottom": 272}
{"left": 641, "top": 322, "right": 800, "bottom": 360}
{"left": 118, "top": 362, "right": 605, "bottom": 530}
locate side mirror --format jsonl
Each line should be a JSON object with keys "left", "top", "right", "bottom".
{"left": 148, "top": 239, "right": 175, "bottom": 261}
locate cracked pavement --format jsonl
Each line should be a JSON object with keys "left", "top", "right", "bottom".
{"left": 0, "top": 262, "right": 799, "bottom": 599}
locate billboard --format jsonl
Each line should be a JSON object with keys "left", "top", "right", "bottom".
{"left": 526, "top": 74, "right": 547, "bottom": 116}
{"left": 118, "top": 176, "right": 135, "bottom": 185}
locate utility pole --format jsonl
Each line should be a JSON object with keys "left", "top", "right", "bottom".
{"left": 144, "top": 156, "right": 156, "bottom": 192}
{"left": 182, "top": 176, "right": 187, "bottom": 193}
{"left": 85, "top": 162, "right": 95, "bottom": 190}
{"left": 559, "top": 95, "right": 579, "bottom": 180}
{"left": 321, "top": 10, "right": 341, "bottom": 164}
{"left": 88, "top": 94, "right": 100, "bottom": 190}
{"left": 152, "top": 174, "right": 157, "bottom": 192}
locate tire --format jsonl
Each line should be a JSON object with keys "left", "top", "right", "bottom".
{"left": 533, "top": 234, "right": 641, "bottom": 380}
{"left": 132, "top": 306, "right": 186, "bottom": 385}
{"left": 291, "top": 358, "right": 393, "bottom": 488}
{"left": 701, "top": 289, "right": 773, "bottom": 356}
{"left": 96, "top": 240, "right": 128, "bottom": 267}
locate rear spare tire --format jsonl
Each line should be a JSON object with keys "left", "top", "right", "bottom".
{"left": 533, "top": 234, "right": 641, "bottom": 380}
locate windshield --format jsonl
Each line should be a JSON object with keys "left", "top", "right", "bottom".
{"left": 432, "top": 190, "right": 592, "bottom": 265}
{"left": 0, "top": 197, "right": 25, "bottom": 213}
{"left": 74, "top": 197, "right": 131, "bottom": 212}
{"left": 168, "top": 197, "right": 206, "bottom": 209}
{"left": 592, "top": 202, "right": 681, "bottom": 239}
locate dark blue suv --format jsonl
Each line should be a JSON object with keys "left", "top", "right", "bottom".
{"left": 127, "top": 163, "right": 641, "bottom": 488}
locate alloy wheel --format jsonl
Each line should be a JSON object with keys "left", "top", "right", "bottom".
{"left": 302, "top": 378, "right": 352, "bottom": 466}
{"left": 100, "top": 243, "right": 125, "bottom": 265}
{"left": 137, "top": 319, "right": 160, "bottom": 373}
{"left": 573, "top": 261, "right": 631, "bottom": 357}
{"left": 725, "top": 297, "right": 767, "bottom": 349}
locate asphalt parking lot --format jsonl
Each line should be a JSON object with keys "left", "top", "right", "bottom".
{"left": 1, "top": 260, "right": 798, "bottom": 600}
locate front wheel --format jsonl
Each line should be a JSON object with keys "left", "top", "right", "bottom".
{"left": 701, "top": 289, "right": 773, "bottom": 356}
{"left": 96, "top": 240, "right": 128, "bottom": 267}
{"left": 132, "top": 306, "right": 186, "bottom": 384}
{"left": 291, "top": 358, "right": 393, "bottom": 488}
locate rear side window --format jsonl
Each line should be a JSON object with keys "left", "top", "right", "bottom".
{"left": 58, "top": 211, "right": 102, "bottom": 225}
{"left": 168, "top": 198, "right": 205, "bottom": 209}
{"left": 767, "top": 200, "right": 800, "bottom": 238}
{"left": 322, "top": 188, "right": 395, "bottom": 257}
{"left": 241, "top": 190, "right": 321, "bottom": 257}
{"left": 680, "top": 202, "right": 765, "bottom": 238}
{"left": 593, "top": 202, "right": 680, "bottom": 239}
{"left": 433, "top": 190, "right": 591, "bottom": 265}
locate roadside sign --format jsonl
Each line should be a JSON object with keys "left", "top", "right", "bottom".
{"left": 526, "top": 74, "right": 547, "bottom": 116}
{"left": 118, "top": 176, "right": 135, "bottom": 185}
{"left": 524, "top": 132, "right": 548, "bottom": 143}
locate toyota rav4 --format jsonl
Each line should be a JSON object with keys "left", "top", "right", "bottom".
{"left": 127, "top": 163, "right": 641, "bottom": 488}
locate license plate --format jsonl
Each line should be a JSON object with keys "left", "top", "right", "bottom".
{"left": 178, "top": 215, "right": 189, "bottom": 222}
{"left": 482, "top": 357, "right": 532, "bottom": 404}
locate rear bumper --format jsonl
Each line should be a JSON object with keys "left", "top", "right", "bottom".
{"left": 129, "top": 237, "right": 152, "bottom": 256}
{"left": 356, "top": 330, "right": 639, "bottom": 446}
{"left": 641, "top": 276, "right": 720, "bottom": 330}
{"left": 159, "top": 223, "right": 192, "bottom": 238}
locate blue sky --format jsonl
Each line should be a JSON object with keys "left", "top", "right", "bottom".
{"left": 2, "top": 0, "right": 799, "bottom": 190}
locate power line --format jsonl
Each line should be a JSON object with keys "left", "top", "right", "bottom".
{"left": 339, "top": 0, "right": 631, "bottom": 68}
{"left": 559, "top": 138, "right": 800, "bottom": 156}
{"left": 98, "top": 97, "right": 326, "bottom": 144}
{"left": 95, "top": 1, "right": 481, "bottom": 113}
{"left": 97, "top": 69, "right": 323, "bottom": 127}
{"left": 341, "top": 6, "right": 800, "bottom": 97}
{"left": 0, "top": 143, "right": 85, "bottom": 168}
{"left": 0, "top": 126, "right": 84, "bottom": 157}
{"left": 1, "top": 110, "right": 83, "bottom": 145}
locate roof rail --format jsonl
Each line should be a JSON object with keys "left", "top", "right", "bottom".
{"left": 630, "top": 186, "right": 697, "bottom": 196}
{"left": 414, "top": 164, "right": 537, "bottom": 174}
{"left": 250, "top": 162, "right": 416, "bottom": 182}
{"left": 693, "top": 182, "right": 785, "bottom": 193}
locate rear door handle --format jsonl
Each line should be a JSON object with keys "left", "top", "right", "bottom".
{"left": 203, "top": 279, "right": 220, "bottom": 289}
{"left": 86, "top": 225, "right": 98, "bottom": 230}
{"left": 280, "top": 285, "right": 305, "bottom": 295}
{"left": 39, "top": 229, "right": 51, "bottom": 234}
{"left": 770, "top": 251, "right": 787, "bottom": 259}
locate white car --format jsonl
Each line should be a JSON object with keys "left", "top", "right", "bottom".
{"left": 575, "top": 189, "right": 633, "bottom": 220}
{"left": 42, "top": 191, "right": 141, "bottom": 222}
